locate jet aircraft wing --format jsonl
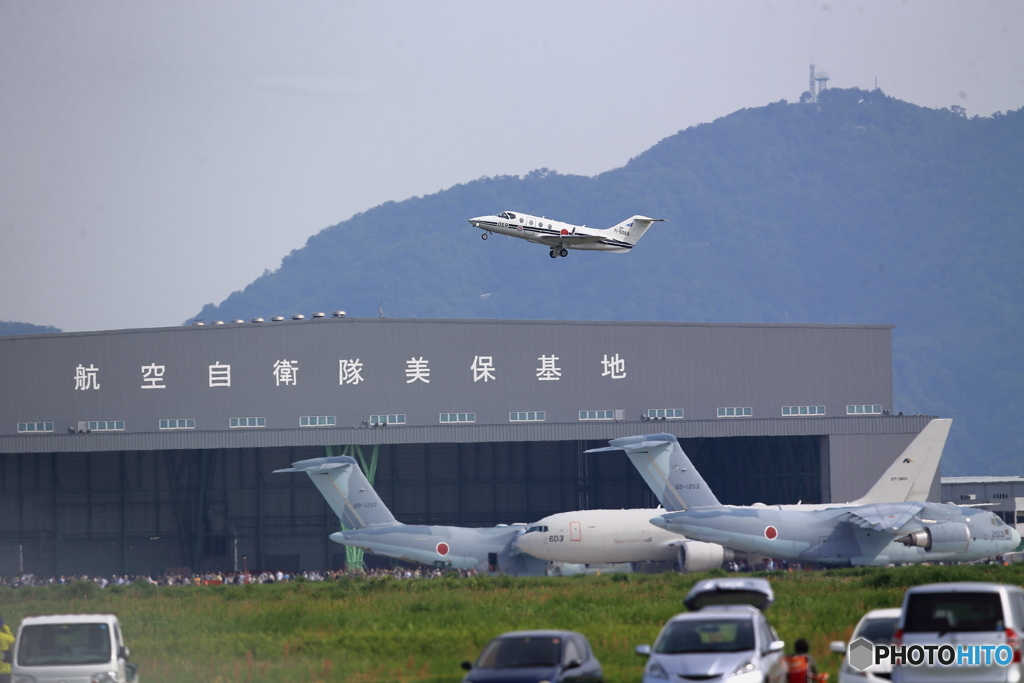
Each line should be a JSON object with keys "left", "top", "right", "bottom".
{"left": 584, "top": 440, "right": 672, "bottom": 454}
{"left": 537, "top": 233, "right": 606, "bottom": 243}
{"left": 837, "top": 501, "right": 925, "bottom": 533}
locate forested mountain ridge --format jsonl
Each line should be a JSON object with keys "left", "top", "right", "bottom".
{"left": 0, "top": 320, "right": 61, "bottom": 336}
{"left": 190, "top": 88, "right": 1024, "bottom": 476}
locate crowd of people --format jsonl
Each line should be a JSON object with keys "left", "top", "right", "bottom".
{"left": 0, "top": 565, "right": 480, "bottom": 589}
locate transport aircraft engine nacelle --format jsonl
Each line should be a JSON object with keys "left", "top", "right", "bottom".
{"left": 677, "top": 540, "right": 735, "bottom": 572}
{"left": 895, "top": 522, "right": 971, "bottom": 553}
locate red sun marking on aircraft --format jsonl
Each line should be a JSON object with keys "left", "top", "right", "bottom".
{"left": 436, "top": 542, "right": 450, "bottom": 556}
{"left": 764, "top": 526, "right": 778, "bottom": 540}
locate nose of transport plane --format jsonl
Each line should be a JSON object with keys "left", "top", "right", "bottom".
{"left": 514, "top": 531, "right": 540, "bottom": 556}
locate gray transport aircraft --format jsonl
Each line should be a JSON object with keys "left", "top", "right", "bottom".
{"left": 516, "top": 419, "right": 954, "bottom": 572}
{"left": 275, "top": 455, "right": 547, "bottom": 576}
{"left": 468, "top": 211, "right": 664, "bottom": 258}
{"left": 606, "top": 419, "right": 1022, "bottom": 566}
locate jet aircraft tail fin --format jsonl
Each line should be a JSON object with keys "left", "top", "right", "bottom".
{"left": 274, "top": 456, "right": 399, "bottom": 529}
{"left": 605, "top": 215, "right": 665, "bottom": 246}
{"left": 589, "top": 433, "right": 721, "bottom": 510}
{"left": 851, "top": 418, "right": 951, "bottom": 505}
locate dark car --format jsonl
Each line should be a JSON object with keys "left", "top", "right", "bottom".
{"left": 461, "top": 629, "right": 603, "bottom": 683}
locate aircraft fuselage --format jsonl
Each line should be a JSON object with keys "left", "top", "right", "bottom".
{"left": 652, "top": 502, "right": 1020, "bottom": 567}
{"left": 332, "top": 524, "right": 547, "bottom": 576}
{"left": 514, "top": 509, "right": 681, "bottom": 564}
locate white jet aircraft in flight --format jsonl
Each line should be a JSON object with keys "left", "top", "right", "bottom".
{"left": 468, "top": 211, "right": 665, "bottom": 258}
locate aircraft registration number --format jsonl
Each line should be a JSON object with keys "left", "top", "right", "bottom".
{"left": 548, "top": 535, "right": 565, "bottom": 543}
{"left": 890, "top": 476, "right": 908, "bottom": 481}
{"left": 675, "top": 483, "right": 701, "bottom": 490}
{"left": 352, "top": 502, "right": 377, "bottom": 509}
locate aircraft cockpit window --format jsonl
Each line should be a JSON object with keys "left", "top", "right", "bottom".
{"left": 500, "top": 212, "right": 516, "bottom": 220}
{"left": 524, "top": 525, "right": 549, "bottom": 534}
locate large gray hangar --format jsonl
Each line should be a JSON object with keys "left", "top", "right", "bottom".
{"left": 0, "top": 317, "right": 936, "bottom": 576}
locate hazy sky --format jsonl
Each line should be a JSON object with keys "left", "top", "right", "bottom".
{"left": 2, "top": 0, "right": 1021, "bottom": 332}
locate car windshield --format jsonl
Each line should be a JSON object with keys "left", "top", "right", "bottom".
{"left": 904, "top": 593, "right": 1004, "bottom": 633}
{"left": 856, "top": 617, "right": 899, "bottom": 644}
{"left": 655, "top": 619, "right": 756, "bottom": 654}
{"left": 477, "top": 636, "right": 561, "bottom": 668}
{"left": 17, "top": 623, "right": 112, "bottom": 666}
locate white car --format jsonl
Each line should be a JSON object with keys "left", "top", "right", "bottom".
{"left": 9, "top": 613, "right": 138, "bottom": 683}
{"left": 831, "top": 607, "right": 901, "bottom": 682}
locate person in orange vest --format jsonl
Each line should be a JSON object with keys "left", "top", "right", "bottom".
{"left": 785, "top": 638, "right": 820, "bottom": 683}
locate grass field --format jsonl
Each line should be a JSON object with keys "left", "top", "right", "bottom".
{"left": 2, "top": 563, "right": 1022, "bottom": 683}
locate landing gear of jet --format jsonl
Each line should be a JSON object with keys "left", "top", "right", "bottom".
{"left": 549, "top": 249, "right": 558, "bottom": 258}
{"left": 481, "top": 232, "right": 489, "bottom": 240}
{"left": 559, "top": 248, "right": 568, "bottom": 257}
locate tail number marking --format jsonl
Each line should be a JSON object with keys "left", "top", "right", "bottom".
{"left": 548, "top": 535, "right": 565, "bottom": 543}
{"left": 675, "top": 484, "right": 701, "bottom": 490}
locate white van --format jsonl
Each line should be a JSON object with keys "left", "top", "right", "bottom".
{"left": 892, "top": 582, "right": 1024, "bottom": 683}
{"left": 7, "top": 613, "right": 138, "bottom": 683}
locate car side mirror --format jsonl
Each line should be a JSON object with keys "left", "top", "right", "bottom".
{"left": 830, "top": 640, "right": 847, "bottom": 654}
{"left": 460, "top": 661, "right": 472, "bottom": 671}
{"left": 769, "top": 640, "right": 785, "bottom": 653}
{"left": 635, "top": 644, "right": 652, "bottom": 657}
{"left": 119, "top": 645, "right": 130, "bottom": 660}
{"left": 564, "top": 658, "right": 583, "bottom": 670}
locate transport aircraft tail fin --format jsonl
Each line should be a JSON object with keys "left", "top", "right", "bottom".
{"left": 604, "top": 215, "right": 665, "bottom": 246}
{"left": 851, "top": 418, "right": 951, "bottom": 505}
{"left": 587, "top": 433, "right": 721, "bottom": 510}
{"left": 274, "top": 456, "right": 399, "bottom": 529}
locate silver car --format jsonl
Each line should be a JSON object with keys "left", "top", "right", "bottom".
{"left": 636, "top": 578, "right": 787, "bottom": 683}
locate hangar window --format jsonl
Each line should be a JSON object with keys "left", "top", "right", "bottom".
{"left": 510, "top": 411, "right": 545, "bottom": 422}
{"left": 647, "top": 409, "right": 684, "bottom": 419}
{"left": 89, "top": 420, "right": 125, "bottom": 431}
{"left": 846, "top": 404, "right": 882, "bottom": 415}
{"left": 717, "top": 407, "right": 752, "bottom": 418}
{"left": 229, "top": 417, "right": 265, "bottom": 428}
{"left": 17, "top": 422, "right": 54, "bottom": 433}
{"left": 992, "top": 493, "right": 1009, "bottom": 499}
{"left": 369, "top": 414, "right": 405, "bottom": 425}
{"left": 159, "top": 419, "right": 196, "bottom": 429}
{"left": 440, "top": 413, "right": 475, "bottom": 423}
{"left": 580, "top": 410, "right": 614, "bottom": 420}
{"left": 300, "top": 416, "right": 336, "bottom": 427}
{"left": 781, "top": 406, "right": 825, "bottom": 416}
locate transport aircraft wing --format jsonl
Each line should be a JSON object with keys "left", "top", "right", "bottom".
{"left": 836, "top": 502, "right": 926, "bottom": 532}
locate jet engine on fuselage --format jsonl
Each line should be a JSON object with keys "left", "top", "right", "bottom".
{"left": 895, "top": 522, "right": 971, "bottom": 553}
{"left": 677, "top": 540, "right": 737, "bottom": 572}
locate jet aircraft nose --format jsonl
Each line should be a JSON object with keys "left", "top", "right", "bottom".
{"left": 1011, "top": 525, "right": 1022, "bottom": 550}
{"left": 468, "top": 216, "right": 487, "bottom": 228}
